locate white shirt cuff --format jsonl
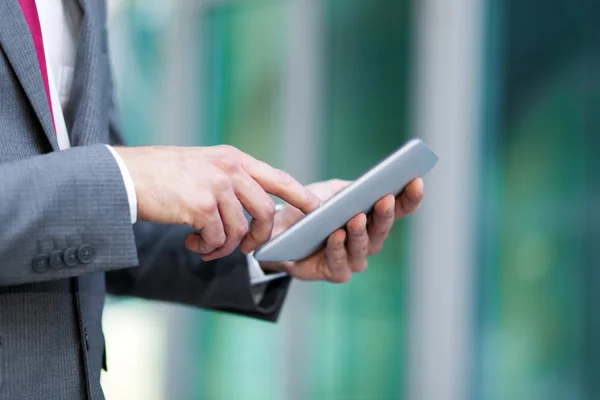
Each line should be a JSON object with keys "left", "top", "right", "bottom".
{"left": 247, "top": 252, "right": 288, "bottom": 305}
{"left": 247, "top": 203, "right": 288, "bottom": 304}
{"left": 105, "top": 145, "right": 138, "bottom": 224}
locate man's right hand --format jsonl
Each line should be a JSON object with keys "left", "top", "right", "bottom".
{"left": 114, "top": 145, "right": 320, "bottom": 261}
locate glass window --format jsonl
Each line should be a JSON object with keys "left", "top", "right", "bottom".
{"left": 192, "top": 2, "right": 289, "bottom": 400}
{"left": 309, "top": 0, "right": 413, "bottom": 399}
{"left": 476, "top": 0, "right": 600, "bottom": 399}
{"left": 193, "top": 0, "right": 414, "bottom": 399}
{"left": 200, "top": 1, "right": 286, "bottom": 162}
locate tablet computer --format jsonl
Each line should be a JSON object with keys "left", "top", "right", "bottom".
{"left": 253, "top": 138, "right": 438, "bottom": 262}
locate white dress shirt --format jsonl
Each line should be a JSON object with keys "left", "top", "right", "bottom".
{"left": 35, "top": 0, "right": 285, "bottom": 302}
{"left": 35, "top": 0, "right": 138, "bottom": 222}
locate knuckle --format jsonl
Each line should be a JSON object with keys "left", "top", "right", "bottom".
{"left": 212, "top": 173, "right": 231, "bottom": 191}
{"left": 355, "top": 260, "right": 368, "bottom": 272}
{"left": 218, "top": 157, "right": 241, "bottom": 174}
{"left": 260, "top": 198, "right": 276, "bottom": 219}
{"left": 235, "top": 220, "right": 249, "bottom": 238}
{"left": 373, "top": 225, "right": 390, "bottom": 237}
{"left": 216, "top": 144, "right": 236, "bottom": 154}
{"left": 332, "top": 253, "right": 346, "bottom": 266}
{"left": 370, "top": 244, "right": 383, "bottom": 254}
{"left": 400, "top": 193, "right": 413, "bottom": 211}
{"left": 249, "top": 223, "right": 271, "bottom": 243}
{"left": 256, "top": 230, "right": 272, "bottom": 243}
{"left": 349, "top": 225, "right": 364, "bottom": 235}
{"left": 276, "top": 169, "right": 294, "bottom": 185}
{"left": 356, "top": 243, "right": 369, "bottom": 255}
{"left": 194, "top": 198, "right": 218, "bottom": 214}
{"left": 305, "top": 190, "right": 319, "bottom": 207}
{"left": 330, "top": 270, "right": 352, "bottom": 284}
{"left": 181, "top": 208, "right": 196, "bottom": 228}
{"left": 331, "top": 240, "right": 345, "bottom": 251}
{"left": 213, "top": 232, "right": 227, "bottom": 248}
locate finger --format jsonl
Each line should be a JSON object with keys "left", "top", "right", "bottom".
{"left": 231, "top": 172, "right": 276, "bottom": 254}
{"left": 329, "top": 179, "right": 353, "bottom": 195}
{"left": 395, "top": 178, "right": 424, "bottom": 219}
{"left": 324, "top": 229, "right": 351, "bottom": 283}
{"left": 201, "top": 189, "right": 248, "bottom": 261}
{"left": 367, "top": 194, "right": 395, "bottom": 254}
{"left": 346, "top": 213, "right": 369, "bottom": 272}
{"left": 242, "top": 158, "right": 320, "bottom": 214}
{"left": 185, "top": 202, "right": 226, "bottom": 254}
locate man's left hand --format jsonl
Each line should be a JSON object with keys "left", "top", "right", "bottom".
{"left": 260, "top": 178, "right": 424, "bottom": 282}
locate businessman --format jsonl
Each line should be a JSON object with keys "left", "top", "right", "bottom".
{"left": 0, "top": 0, "right": 424, "bottom": 399}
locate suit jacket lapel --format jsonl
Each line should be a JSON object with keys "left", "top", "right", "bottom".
{"left": 0, "top": 1, "right": 59, "bottom": 151}
{"left": 68, "top": 0, "right": 103, "bottom": 147}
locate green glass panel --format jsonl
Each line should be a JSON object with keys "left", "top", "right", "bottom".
{"left": 309, "top": 0, "right": 413, "bottom": 398}
{"left": 192, "top": 0, "right": 413, "bottom": 398}
{"left": 110, "top": 2, "right": 166, "bottom": 146}
{"left": 477, "top": 0, "right": 600, "bottom": 398}
{"left": 194, "top": 2, "right": 288, "bottom": 399}
{"left": 201, "top": 1, "right": 285, "bottom": 165}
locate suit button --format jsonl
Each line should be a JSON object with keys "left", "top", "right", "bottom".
{"left": 49, "top": 250, "right": 64, "bottom": 269}
{"left": 77, "top": 244, "right": 95, "bottom": 264}
{"left": 64, "top": 247, "right": 79, "bottom": 267}
{"left": 32, "top": 254, "right": 50, "bottom": 272}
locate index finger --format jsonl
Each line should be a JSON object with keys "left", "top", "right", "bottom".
{"left": 242, "top": 158, "right": 321, "bottom": 214}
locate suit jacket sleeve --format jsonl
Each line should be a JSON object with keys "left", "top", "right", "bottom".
{"left": 0, "top": 144, "right": 139, "bottom": 287}
{"left": 105, "top": 222, "right": 292, "bottom": 322}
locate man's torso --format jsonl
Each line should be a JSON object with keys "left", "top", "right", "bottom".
{"left": 0, "top": 1, "right": 115, "bottom": 398}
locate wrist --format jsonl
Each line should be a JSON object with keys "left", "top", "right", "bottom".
{"left": 106, "top": 145, "right": 138, "bottom": 223}
{"left": 112, "top": 146, "right": 155, "bottom": 222}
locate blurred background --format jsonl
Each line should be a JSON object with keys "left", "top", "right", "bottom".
{"left": 100, "top": 0, "right": 600, "bottom": 399}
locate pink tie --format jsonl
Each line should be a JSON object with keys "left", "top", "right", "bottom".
{"left": 18, "top": 0, "right": 56, "bottom": 133}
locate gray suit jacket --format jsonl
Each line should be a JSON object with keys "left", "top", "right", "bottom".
{"left": 0, "top": 1, "right": 291, "bottom": 399}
